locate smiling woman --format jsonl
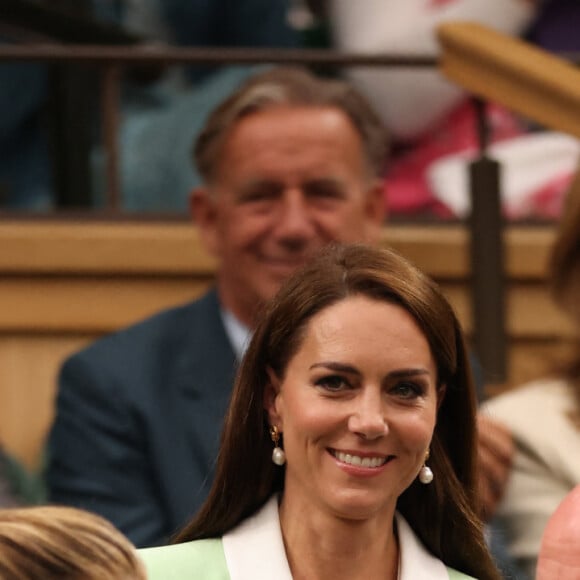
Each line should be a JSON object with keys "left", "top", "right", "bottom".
{"left": 265, "top": 294, "right": 440, "bottom": 530}
{"left": 139, "top": 243, "right": 500, "bottom": 580}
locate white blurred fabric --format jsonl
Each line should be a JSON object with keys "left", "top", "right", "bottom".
{"left": 329, "top": 0, "right": 536, "bottom": 139}
{"left": 428, "top": 132, "right": 580, "bottom": 217}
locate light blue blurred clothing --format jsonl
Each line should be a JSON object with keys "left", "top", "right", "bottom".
{"left": 91, "top": 0, "right": 298, "bottom": 210}
{"left": 113, "top": 66, "right": 262, "bottom": 211}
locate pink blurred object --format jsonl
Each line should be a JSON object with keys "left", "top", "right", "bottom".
{"left": 427, "top": 129, "right": 580, "bottom": 220}
{"left": 537, "top": 485, "right": 580, "bottom": 580}
{"left": 384, "top": 99, "right": 525, "bottom": 217}
{"left": 524, "top": 173, "right": 574, "bottom": 220}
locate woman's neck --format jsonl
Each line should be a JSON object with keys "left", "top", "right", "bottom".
{"left": 278, "top": 496, "right": 399, "bottom": 580}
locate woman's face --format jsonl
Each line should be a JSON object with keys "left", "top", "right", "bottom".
{"left": 265, "top": 295, "right": 441, "bottom": 521}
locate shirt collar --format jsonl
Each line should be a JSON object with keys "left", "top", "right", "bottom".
{"left": 220, "top": 308, "right": 251, "bottom": 360}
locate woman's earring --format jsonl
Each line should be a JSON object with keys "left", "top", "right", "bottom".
{"left": 419, "top": 449, "right": 433, "bottom": 484}
{"left": 270, "top": 425, "right": 286, "bottom": 466}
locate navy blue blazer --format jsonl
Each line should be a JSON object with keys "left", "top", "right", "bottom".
{"left": 46, "top": 289, "right": 237, "bottom": 547}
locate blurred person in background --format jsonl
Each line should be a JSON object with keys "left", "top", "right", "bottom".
{"left": 482, "top": 172, "right": 580, "bottom": 578}
{"left": 0, "top": 505, "right": 145, "bottom": 579}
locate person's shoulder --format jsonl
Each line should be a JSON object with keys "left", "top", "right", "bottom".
{"left": 446, "top": 568, "right": 476, "bottom": 579}
{"left": 139, "top": 538, "right": 229, "bottom": 580}
{"left": 483, "top": 376, "right": 579, "bottom": 460}
{"left": 93, "top": 296, "right": 211, "bottom": 348}
{"left": 482, "top": 376, "right": 570, "bottom": 417}
{"left": 66, "top": 290, "right": 219, "bottom": 364}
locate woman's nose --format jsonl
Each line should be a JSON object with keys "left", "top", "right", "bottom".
{"left": 348, "top": 392, "right": 388, "bottom": 440}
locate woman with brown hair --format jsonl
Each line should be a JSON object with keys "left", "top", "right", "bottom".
{"left": 140, "top": 243, "right": 499, "bottom": 579}
{"left": 0, "top": 505, "right": 145, "bottom": 579}
{"left": 482, "top": 172, "right": 580, "bottom": 579}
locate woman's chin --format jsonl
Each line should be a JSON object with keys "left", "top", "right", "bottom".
{"left": 325, "top": 492, "right": 392, "bottom": 522}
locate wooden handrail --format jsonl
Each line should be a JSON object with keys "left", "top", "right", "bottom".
{"left": 437, "top": 22, "right": 580, "bottom": 383}
{"left": 438, "top": 22, "right": 580, "bottom": 138}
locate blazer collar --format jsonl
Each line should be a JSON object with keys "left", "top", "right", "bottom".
{"left": 396, "top": 512, "right": 449, "bottom": 579}
{"left": 222, "top": 496, "right": 449, "bottom": 580}
{"left": 223, "top": 497, "right": 292, "bottom": 580}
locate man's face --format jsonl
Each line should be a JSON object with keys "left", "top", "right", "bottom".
{"left": 193, "top": 105, "right": 385, "bottom": 326}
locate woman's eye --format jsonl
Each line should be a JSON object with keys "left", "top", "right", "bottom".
{"left": 315, "top": 375, "right": 349, "bottom": 392}
{"left": 391, "top": 382, "right": 422, "bottom": 399}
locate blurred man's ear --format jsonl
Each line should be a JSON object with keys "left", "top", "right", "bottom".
{"left": 190, "top": 187, "right": 220, "bottom": 257}
{"left": 365, "top": 179, "right": 387, "bottom": 245}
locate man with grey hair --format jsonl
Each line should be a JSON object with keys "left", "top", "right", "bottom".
{"left": 46, "top": 66, "right": 387, "bottom": 547}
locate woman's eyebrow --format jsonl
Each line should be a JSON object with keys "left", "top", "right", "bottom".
{"left": 309, "top": 361, "right": 359, "bottom": 374}
{"left": 309, "top": 364, "right": 432, "bottom": 379}
{"left": 387, "top": 369, "right": 431, "bottom": 379}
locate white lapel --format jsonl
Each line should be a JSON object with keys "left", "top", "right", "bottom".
{"left": 222, "top": 496, "right": 293, "bottom": 580}
{"left": 223, "top": 498, "right": 450, "bottom": 580}
{"left": 396, "top": 513, "right": 450, "bottom": 580}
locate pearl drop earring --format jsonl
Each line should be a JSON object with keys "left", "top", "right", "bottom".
{"left": 270, "top": 425, "right": 286, "bottom": 466}
{"left": 419, "top": 450, "right": 433, "bottom": 484}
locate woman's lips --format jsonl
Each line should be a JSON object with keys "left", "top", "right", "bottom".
{"left": 328, "top": 448, "right": 395, "bottom": 470}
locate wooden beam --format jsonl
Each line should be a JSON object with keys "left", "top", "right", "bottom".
{"left": 437, "top": 22, "right": 580, "bottom": 137}
{"left": 0, "top": 221, "right": 554, "bottom": 278}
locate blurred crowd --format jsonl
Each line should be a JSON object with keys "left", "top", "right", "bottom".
{"left": 1, "top": 0, "right": 579, "bottom": 217}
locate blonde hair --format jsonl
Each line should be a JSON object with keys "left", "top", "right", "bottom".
{"left": 0, "top": 506, "right": 146, "bottom": 579}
